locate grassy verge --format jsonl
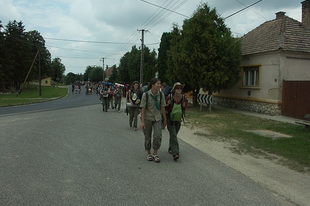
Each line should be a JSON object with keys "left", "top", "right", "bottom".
{"left": 185, "top": 105, "right": 310, "bottom": 172}
{"left": 0, "top": 86, "right": 68, "bottom": 107}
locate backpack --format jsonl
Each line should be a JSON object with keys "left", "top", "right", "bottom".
{"left": 130, "top": 89, "right": 142, "bottom": 105}
{"left": 145, "top": 91, "right": 163, "bottom": 109}
{"left": 115, "top": 90, "right": 121, "bottom": 98}
{"left": 169, "top": 94, "right": 185, "bottom": 122}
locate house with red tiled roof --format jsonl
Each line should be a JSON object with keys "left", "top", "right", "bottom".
{"left": 105, "top": 66, "right": 115, "bottom": 81}
{"left": 214, "top": 0, "right": 310, "bottom": 119}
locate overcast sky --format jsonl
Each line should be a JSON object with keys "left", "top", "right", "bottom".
{"left": 0, "top": 0, "right": 304, "bottom": 75}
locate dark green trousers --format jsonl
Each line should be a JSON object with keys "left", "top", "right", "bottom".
{"left": 167, "top": 118, "right": 181, "bottom": 156}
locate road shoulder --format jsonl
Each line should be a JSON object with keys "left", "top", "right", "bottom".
{"left": 178, "top": 124, "right": 310, "bottom": 206}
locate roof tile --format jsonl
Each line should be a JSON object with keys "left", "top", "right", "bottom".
{"left": 241, "top": 16, "right": 310, "bottom": 55}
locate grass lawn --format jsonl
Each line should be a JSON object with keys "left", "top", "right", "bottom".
{"left": 0, "top": 86, "right": 68, "bottom": 107}
{"left": 185, "top": 105, "right": 310, "bottom": 172}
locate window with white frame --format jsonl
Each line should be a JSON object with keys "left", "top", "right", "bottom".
{"left": 242, "top": 66, "right": 260, "bottom": 87}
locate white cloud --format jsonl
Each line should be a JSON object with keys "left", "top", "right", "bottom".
{"left": 0, "top": 0, "right": 304, "bottom": 74}
{"left": 0, "top": 0, "right": 22, "bottom": 23}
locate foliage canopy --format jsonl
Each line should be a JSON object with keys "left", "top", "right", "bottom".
{"left": 166, "top": 3, "right": 242, "bottom": 95}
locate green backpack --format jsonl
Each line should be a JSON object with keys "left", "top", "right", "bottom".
{"left": 169, "top": 94, "right": 185, "bottom": 121}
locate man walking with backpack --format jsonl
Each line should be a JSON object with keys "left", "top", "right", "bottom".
{"left": 165, "top": 82, "right": 188, "bottom": 161}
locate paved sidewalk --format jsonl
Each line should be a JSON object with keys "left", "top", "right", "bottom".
{"left": 213, "top": 105, "right": 297, "bottom": 125}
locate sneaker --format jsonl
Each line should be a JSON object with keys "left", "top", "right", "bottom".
{"left": 147, "top": 154, "right": 153, "bottom": 161}
{"left": 153, "top": 155, "right": 160, "bottom": 163}
{"left": 134, "top": 127, "right": 138, "bottom": 131}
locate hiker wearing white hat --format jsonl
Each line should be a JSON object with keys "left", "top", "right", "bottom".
{"left": 165, "top": 82, "right": 188, "bottom": 161}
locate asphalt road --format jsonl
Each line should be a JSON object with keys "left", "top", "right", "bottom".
{"left": 0, "top": 89, "right": 296, "bottom": 206}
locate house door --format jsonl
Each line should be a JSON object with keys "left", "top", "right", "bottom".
{"left": 282, "top": 80, "right": 310, "bottom": 120}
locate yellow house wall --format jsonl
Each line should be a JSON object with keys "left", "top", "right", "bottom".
{"left": 41, "top": 77, "right": 51, "bottom": 86}
{"left": 215, "top": 50, "right": 310, "bottom": 104}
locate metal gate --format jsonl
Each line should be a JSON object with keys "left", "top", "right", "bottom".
{"left": 282, "top": 80, "right": 310, "bottom": 120}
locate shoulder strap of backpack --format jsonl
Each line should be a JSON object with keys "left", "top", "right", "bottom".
{"left": 181, "top": 95, "right": 185, "bottom": 105}
{"left": 169, "top": 93, "right": 173, "bottom": 103}
{"left": 145, "top": 92, "right": 148, "bottom": 108}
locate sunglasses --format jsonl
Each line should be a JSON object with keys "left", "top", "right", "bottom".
{"left": 175, "top": 87, "right": 182, "bottom": 90}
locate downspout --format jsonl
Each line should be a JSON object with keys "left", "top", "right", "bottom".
{"left": 278, "top": 14, "right": 286, "bottom": 110}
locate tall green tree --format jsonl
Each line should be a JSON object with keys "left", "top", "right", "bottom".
{"left": 0, "top": 21, "right": 52, "bottom": 90}
{"left": 3, "top": 20, "right": 32, "bottom": 89}
{"left": 26, "top": 30, "right": 52, "bottom": 79}
{"left": 168, "top": 3, "right": 241, "bottom": 102}
{"left": 65, "top": 72, "right": 77, "bottom": 85}
{"left": 89, "top": 66, "right": 103, "bottom": 83}
{"left": 84, "top": 66, "right": 93, "bottom": 81}
{"left": 0, "top": 21, "right": 6, "bottom": 89}
{"left": 118, "top": 46, "right": 140, "bottom": 84}
{"left": 118, "top": 45, "right": 157, "bottom": 84}
{"left": 143, "top": 47, "right": 157, "bottom": 83}
{"left": 108, "top": 65, "right": 119, "bottom": 83}
{"left": 51, "top": 57, "right": 65, "bottom": 83}
{"left": 157, "top": 32, "right": 173, "bottom": 84}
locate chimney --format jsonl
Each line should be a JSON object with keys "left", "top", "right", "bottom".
{"left": 276, "top": 11, "right": 286, "bottom": 19}
{"left": 302, "top": 0, "right": 310, "bottom": 27}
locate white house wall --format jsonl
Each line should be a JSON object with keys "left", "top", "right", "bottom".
{"left": 216, "top": 51, "right": 282, "bottom": 103}
{"left": 281, "top": 52, "right": 310, "bottom": 81}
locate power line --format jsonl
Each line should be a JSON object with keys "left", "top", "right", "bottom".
{"left": 106, "top": 0, "right": 175, "bottom": 59}
{"left": 224, "top": 0, "right": 264, "bottom": 19}
{"left": 146, "top": 0, "right": 188, "bottom": 32}
{"left": 56, "top": 56, "right": 101, "bottom": 60}
{"left": 45, "top": 37, "right": 135, "bottom": 45}
{"left": 140, "top": 0, "right": 189, "bottom": 18}
{"left": 234, "top": 0, "right": 267, "bottom": 20}
{"left": 46, "top": 44, "right": 103, "bottom": 54}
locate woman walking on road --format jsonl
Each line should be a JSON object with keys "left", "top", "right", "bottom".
{"left": 140, "top": 78, "right": 167, "bottom": 163}
{"left": 128, "top": 81, "right": 142, "bottom": 131}
{"left": 100, "top": 84, "right": 110, "bottom": 112}
{"left": 165, "top": 82, "right": 188, "bottom": 161}
{"left": 114, "top": 85, "right": 123, "bottom": 112}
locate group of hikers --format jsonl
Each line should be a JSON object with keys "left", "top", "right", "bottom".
{"left": 98, "top": 77, "right": 188, "bottom": 163}
{"left": 71, "top": 82, "right": 101, "bottom": 94}
{"left": 99, "top": 83, "right": 123, "bottom": 112}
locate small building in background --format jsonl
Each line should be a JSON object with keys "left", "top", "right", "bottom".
{"left": 41, "top": 77, "right": 52, "bottom": 86}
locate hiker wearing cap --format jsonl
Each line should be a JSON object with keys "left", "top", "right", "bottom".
{"left": 165, "top": 82, "right": 188, "bottom": 161}
{"left": 140, "top": 78, "right": 167, "bottom": 163}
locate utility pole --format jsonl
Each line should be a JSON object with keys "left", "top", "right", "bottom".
{"left": 17, "top": 50, "right": 39, "bottom": 96}
{"left": 39, "top": 50, "right": 41, "bottom": 96}
{"left": 101, "top": 57, "right": 104, "bottom": 81}
{"left": 138, "top": 29, "right": 147, "bottom": 84}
